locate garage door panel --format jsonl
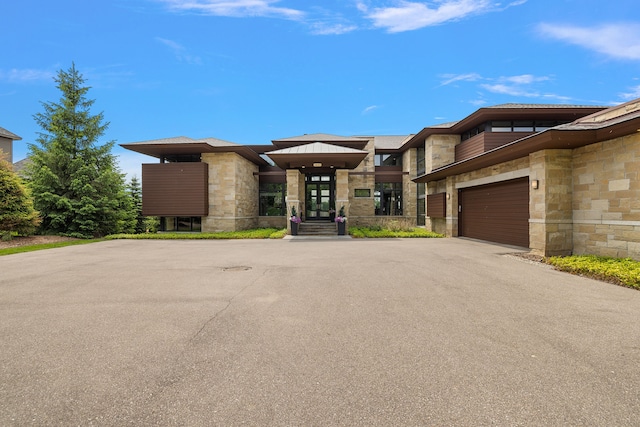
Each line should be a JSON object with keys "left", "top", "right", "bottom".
{"left": 459, "top": 178, "right": 529, "bottom": 247}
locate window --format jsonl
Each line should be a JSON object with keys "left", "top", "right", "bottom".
{"left": 375, "top": 154, "right": 402, "bottom": 167}
{"left": 374, "top": 183, "right": 403, "bottom": 215}
{"left": 416, "top": 147, "right": 425, "bottom": 175}
{"left": 162, "top": 154, "right": 201, "bottom": 162}
{"left": 417, "top": 183, "right": 426, "bottom": 226}
{"left": 259, "top": 183, "right": 286, "bottom": 216}
{"left": 161, "top": 217, "right": 201, "bottom": 232}
{"left": 354, "top": 188, "right": 371, "bottom": 197}
{"left": 491, "top": 121, "right": 512, "bottom": 132}
{"left": 513, "top": 121, "right": 534, "bottom": 132}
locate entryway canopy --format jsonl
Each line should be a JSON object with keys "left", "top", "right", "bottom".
{"left": 266, "top": 142, "right": 368, "bottom": 170}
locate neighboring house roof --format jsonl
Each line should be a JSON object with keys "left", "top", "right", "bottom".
{"left": 13, "top": 157, "right": 32, "bottom": 175}
{"left": 0, "top": 126, "right": 22, "bottom": 140}
{"left": 414, "top": 99, "right": 640, "bottom": 183}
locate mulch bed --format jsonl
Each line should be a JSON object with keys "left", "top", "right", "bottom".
{"left": 0, "top": 235, "right": 78, "bottom": 249}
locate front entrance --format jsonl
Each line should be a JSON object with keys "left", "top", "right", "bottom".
{"left": 305, "top": 174, "right": 334, "bottom": 220}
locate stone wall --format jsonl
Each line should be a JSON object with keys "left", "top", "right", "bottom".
{"left": 572, "top": 133, "right": 640, "bottom": 259}
{"left": 201, "top": 152, "right": 259, "bottom": 232}
{"left": 402, "top": 148, "right": 417, "bottom": 225}
{"left": 529, "top": 150, "right": 573, "bottom": 257}
{"left": 348, "top": 139, "right": 375, "bottom": 222}
{"left": 425, "top": 134, "right": 458, "bottom": 173}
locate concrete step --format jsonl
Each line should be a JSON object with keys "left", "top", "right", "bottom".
{"left": 297, "top": 222, "right": 337, "bottom": 236}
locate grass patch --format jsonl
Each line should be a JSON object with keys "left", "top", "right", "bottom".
{"left": 0, "top": 239, "right": 103, "bottom": 256}
{"left": 349, "top": 227, "right": 444, "bottom": 238}
{"left": 547, "top": 255, "right": 640, "bottom": 290}
{"left": 106, "top": 228, "right": 287, "bottom": 240}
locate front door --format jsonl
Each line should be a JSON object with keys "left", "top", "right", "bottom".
{"left": 305, "top": 174, "right": 334, "bottom": 220}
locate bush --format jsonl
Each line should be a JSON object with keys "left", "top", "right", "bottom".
{"left": 547, "top": 255, "right": 640, "bottom": 290}
{"left": 349, "top": 227, "right": 443, "bottom": 238}
{"left": 106, "top": 228, "right": 286, "bottom": 240}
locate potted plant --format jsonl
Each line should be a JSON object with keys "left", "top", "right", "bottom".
{"left": 329, "top": 208, "right": 336, "bottom": 222}
{"left": 334, "top": 205, "right": 347, "bottom": 235}
{"left": 290, "top": 206, "right": 302, "bottom": 235}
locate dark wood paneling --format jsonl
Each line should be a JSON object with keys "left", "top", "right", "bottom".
{"left": 258, "top": 166, "right": 286, "bottom": 184}
{"left": 427, "top": 192, "right": 446, "bottom": 218}
{"left": 375, "top": 166, "right": 403, "bottom": 183}
{"left": 142, "top": 163, "right": 208, "bottom": 216}
{"left": 459, "top": 177, "right": 529, "bottom": 247}
{"left": 455, "top": 132, "right": 535, "bottom": 163}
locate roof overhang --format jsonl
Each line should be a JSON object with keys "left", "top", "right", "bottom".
{"left": 120, "top": 138, "right": 268, "bottom": 166}
{"left": 414, "top": 113, "right": 640, "bottom": 183}
{"left": 266, "top": 142, "right": 368, "bottom": 170}
{"left": 402, "top": 105, "right": 607, "bottom": 150}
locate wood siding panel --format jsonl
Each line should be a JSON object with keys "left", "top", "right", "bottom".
{"left": 455, "top": 132, "right": 536, "bottom": 163}
{"left": 427, "top": 192, "right": 446, "bottom": 218}
{"left": 459, "top": 178, "right": 529, "bottom": 247}
{"left": 375, "top": 166, "right": 403, "bottom": 183}
{"left": 142, "top": 163, "right": 208, "bottom": 216}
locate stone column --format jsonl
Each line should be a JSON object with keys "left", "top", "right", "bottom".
{"left": 336, "top": 169, "right": 350, "bottom": 230}
{"left": 286, "top": 169, "right": 304, "bottom": 234}
{"left": 529, "top": 149, "right": 573, "bottom": 256}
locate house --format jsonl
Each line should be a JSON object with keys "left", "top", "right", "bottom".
{"left": 0, "top": 126, "right": 22, "bottom": 164}
{"left": 121, "top": 98, "right": 640, "bottom": 260}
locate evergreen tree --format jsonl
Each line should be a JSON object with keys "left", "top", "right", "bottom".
{"left": 0, "top": 153, "right": 41, "bottom": 241}
{"left": 127, "top": 175, "right": 145, "bottom": 234}
{"left": 27, "top": 63, "right": 134, "bottom": 238}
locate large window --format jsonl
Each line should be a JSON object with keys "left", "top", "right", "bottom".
{"left": 375, "top": 153, "right": 402, "bottom": 167}
{"left": 417, "top": 182, "right": 426, "bottom": 226}
{"left": 374, "top": 183, "right": 403, "bottom": 215}
{"left": 259, "top": 183, "right": 286, "bottom": 216}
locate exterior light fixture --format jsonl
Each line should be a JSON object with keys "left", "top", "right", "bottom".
{"left": 313, "top": 162, "right": 322, "bottom": 167}
{"left": 531, "top": 179, "right": 539, "bottom": 190}
{"left": 446, "top": 193, "right": 450, "bottom": 200}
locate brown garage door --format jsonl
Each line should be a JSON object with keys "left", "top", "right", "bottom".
{"left": 458, "top": 177, "right": 529, "bottom": 247}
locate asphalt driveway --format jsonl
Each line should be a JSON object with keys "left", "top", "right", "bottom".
{"left": 1, "top": 238, "right": 639, "bottom": 426}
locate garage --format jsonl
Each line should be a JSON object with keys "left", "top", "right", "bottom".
{"left": 458, "top": 177, "right": 530, "bottom": 247}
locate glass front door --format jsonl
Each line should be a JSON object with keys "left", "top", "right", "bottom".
{"left": 305, "top": 174, "right": 334, "bottom": 220}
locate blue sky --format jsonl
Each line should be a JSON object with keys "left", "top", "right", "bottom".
{"left": 2, "top": 0, "right": 640, "bottom": 179}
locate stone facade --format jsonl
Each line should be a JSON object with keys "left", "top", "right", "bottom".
{"left": 201, "top": 152, "right": 259, "bottom": 232}
{"left": 572, "top": 133, "right": 640, "bottom": 259}
{"left": 529, "top": 150, "right": 573, "bottom": 257}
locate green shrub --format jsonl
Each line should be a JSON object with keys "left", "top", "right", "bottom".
{"left": 349, "top": 227, "right": 443, "bottom": 238}
{"left": 547, "top": 255, "right": 640, "bottom": 290}
{"left": 106, "top": 228, "right": 286, "bottom": 240}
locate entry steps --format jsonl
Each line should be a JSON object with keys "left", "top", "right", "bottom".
{"left": 297, "top": 221, "right": 338, "bottom": 236}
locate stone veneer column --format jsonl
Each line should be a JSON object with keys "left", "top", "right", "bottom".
{"left": 286, "top": 169, "right": 304, "bottom": 234}
{"left": 425, "top": 134, "right": 458, "bottom": 236}
{"left": 529, "top": 149, "right": 573, "bottom": 256}
{"left": 403, "top": 148, "right": 417, "bottom": 224}
{"left": 201, "top": 152, "right": 258, "bottom": 232}
{"left": 336, "top": 169, "right": 350, "bottom": 230}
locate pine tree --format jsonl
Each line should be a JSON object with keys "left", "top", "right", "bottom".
{"left": 0, "top": 153, "right": 41, "bottom": 241}
{"left": 127, "top": 175, "right": 145, "bottom": 234}
{"left": 27, "top": 63, "right": 134, "bottom": 238}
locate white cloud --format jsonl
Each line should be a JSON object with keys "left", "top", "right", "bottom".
{"left": 309, "top": 22, "right": 358, "bottom": 35}
{"left": 364, "top": 0, "right": 495, "bottom": 33}
{"left": 156, "top": 37, "right": 202, "bottom": 65}
{"left": 159, "top": 0, "right": 304, "bottom": 20}
{"left": 537, "top": 22, "right": 640, "bottom": 60}
{"left": 362, "top": 105, "right": 380, "bottom": 114}
{"left": 620, "top": 85, "right": 640, "bottom": 100}
{"left": 439, "top": 73, "right": 482, "bottom": 86}
{"left": 0, "top": 68, "right": 54, "bottom": 82}
{"left": 504, "top": 74, "right": 549, "bottom": 85}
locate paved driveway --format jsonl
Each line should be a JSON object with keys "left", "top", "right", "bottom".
{"left": 1, "top": 238, "right": 639, "bottom": 426}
